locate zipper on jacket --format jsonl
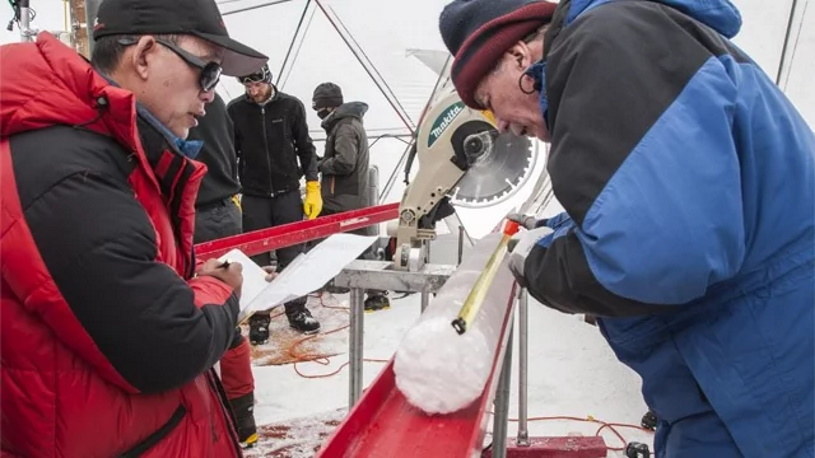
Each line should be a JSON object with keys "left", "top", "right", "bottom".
{"left": 207, "top": 368, "right": 244, "bottom": 457}
{"left": 119, "top": 405, "right": 187, "bottom": 457}
{"left": 260, "top": 105, "right": 274, "bottom": 195}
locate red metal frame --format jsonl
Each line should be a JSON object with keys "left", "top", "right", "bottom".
{"left": 482, "top": 438, "right": 607, "bottom": 458}
{"left": 316, "top": 268, "right": 518, "bottom": 457}
{"left": 316, "top": 258, "right": 607, "bottom": 458}
{"left": 194, "top": 202, "right": 399, "bottom": 260}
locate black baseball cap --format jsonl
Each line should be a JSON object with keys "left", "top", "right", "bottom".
{"left": 93, "top": 0, "right": 267, "bottom": 76}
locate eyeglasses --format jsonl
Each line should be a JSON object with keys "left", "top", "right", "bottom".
{"left": 154, "top": 39, "right": 222, "bottom": 92}
{"left": 117, "top": 37, "right": 222, "bottom": 92}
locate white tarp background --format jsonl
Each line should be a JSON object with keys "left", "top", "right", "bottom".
{"left": 2, "top": 0, "right": 812, "bottom": 228}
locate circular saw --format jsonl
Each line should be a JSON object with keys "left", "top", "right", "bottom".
{"left": 392, "top": 91, "right": 537, "bottom": 270}
{"left": 452, "top": 132, "right": 534, "bottom": 207}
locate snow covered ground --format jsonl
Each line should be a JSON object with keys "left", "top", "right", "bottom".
{"left": 248, "top": 238, "right": 654, "bottom": 457}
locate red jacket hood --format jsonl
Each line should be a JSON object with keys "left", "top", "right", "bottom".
{"left": 1, "top": 33, "right": 140, "bottom": 149}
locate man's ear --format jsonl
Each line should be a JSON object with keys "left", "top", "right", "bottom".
{"left": 131, "top": 35, "right": 158, "bottom": 81}
{"left": 506, "top": 41, "right": 534, "bottom": 69}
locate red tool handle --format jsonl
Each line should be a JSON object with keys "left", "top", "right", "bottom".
{"left": 503, "top": 219, "right": 520, "bottom": 236}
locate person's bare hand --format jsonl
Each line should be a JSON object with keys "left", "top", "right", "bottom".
{"left": 198, "top": 259, "right": 243, "bottom": 296}
{"left": 262, "top": 265, "right": 277, "bottom": 282}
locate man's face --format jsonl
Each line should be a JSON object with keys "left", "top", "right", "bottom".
{"left": 244, "top": 81, "right": 272, "bottom": 103}
{"left": 132, "top": 35, "right": 221, "bottom": 139}
{"left": 474, "top": 53, "right": 550, "bottom": 142}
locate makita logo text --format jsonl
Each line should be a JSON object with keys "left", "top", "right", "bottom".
{"left": 428, "top": 102, "right": 464, "bottom": 148}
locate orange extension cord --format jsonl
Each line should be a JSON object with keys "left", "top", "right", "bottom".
{"left": 276, "top": 292, "right": 389, "bottom": 379}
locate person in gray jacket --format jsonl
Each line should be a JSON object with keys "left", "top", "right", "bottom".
{"left": 312, "top": 82, "right": 389, "bottom": 311}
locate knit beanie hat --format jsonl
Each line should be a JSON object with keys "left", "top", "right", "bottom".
{"left": 439, "top": 0, "right": 557, "bottom": 108}
{"left": 312, "top": 82, "right": 344, "bottom": 109}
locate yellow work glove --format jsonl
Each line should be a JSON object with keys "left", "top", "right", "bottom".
{"left": 303, "top": 181, "right": 323, "bottom": 219}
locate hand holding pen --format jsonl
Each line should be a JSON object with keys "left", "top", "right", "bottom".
{"left": 196, "top": 258, "right": 244, "bottom": 296}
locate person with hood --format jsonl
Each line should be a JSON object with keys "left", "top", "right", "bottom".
{"left": 0, "top": 0, "right": 269, "bottom": 455}
{"left": 439, "top": 0, "right": 814, "bottom": 456}
{"left": 312, "top": 82, "right": 389, "bottom": 311}
{"left": 228, "top": 64, "right": 322, "bottom": 342}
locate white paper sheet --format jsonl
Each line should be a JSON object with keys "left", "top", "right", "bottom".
{"left": 218, "top": 233, "right": 377, "bottom": 321}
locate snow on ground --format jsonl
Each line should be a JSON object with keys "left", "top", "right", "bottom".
{"left": 244, "top": 408, "right": 347, "bottom": 458}
{"left": 250, "top": 238, "right": 654, "bottom": 457}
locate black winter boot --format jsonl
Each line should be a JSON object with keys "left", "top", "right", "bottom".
{"left": 229, "top": 393, "right": 258, "bottom": 448}
{"left": 287, "top": 307, "right": 320, "bottom": 334}
{"left": 249, "top": 312, "right": 271, "bottom": 345}
{"left": 641, "top": 410, "right": 658, "bottom": 431}
{"left": 364, "top": 292, "right": 390, "bottom": 312}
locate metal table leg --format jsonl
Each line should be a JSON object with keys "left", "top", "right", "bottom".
{"left": 349, "top": 287, "right": 364, "bottom": 406}
{"left": 492, "top": 325, "right": 514, "bottom": 458}
{"left": 421, "top": 289, "right": 430, "bottom": 312}
{"left": 517, "top": 288, "right": 530, "bottom": 446}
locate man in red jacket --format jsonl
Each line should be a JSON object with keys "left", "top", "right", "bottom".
{"left": 0, "top": 0, "right": 267, "bottom": 456}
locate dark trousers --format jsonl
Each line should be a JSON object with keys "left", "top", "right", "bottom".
{"left": 194, "top": 197, "right": 251, "bottom": 400}
{"left": 242, "top": 191, "right": 307, "bottom": 314}
{"left": 194, "top": 198, "right": 243, "bottom": 244}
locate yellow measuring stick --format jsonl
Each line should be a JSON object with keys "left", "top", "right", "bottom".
{"left": 451, "top": 220, "right": 520, "bottom": 335}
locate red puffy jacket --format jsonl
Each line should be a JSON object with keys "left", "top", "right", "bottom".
{"left": 1, "top": 34, "right": 242, "bottom": 457}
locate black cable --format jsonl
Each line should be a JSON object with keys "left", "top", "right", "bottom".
{"left": 379, "top": 138, "right": 415, "bottom": 202}
{"left": 781, "top": 0, "right": 808, "bottom": 90}
{"left": 6, "top": 0, "right": 19, "bottom": 32}
{"left": 310, "top": 132, "right": 412, "bottom": 144}
{"left": 308, "top": 126, "right": 412, "bottom": 135}
{"left": 276, "top": 0, "right": 311, "bottom": 86}
{"left": 390, "top": 292, "right": 415, "bottom": 301}
{"left": 222, "top": 0, "right": 296, "bottom": 16}
{"left": 369, "top": 133, "right": 412, "bottom": 149}
{"left": 775, "top": 0, "right": 799, "bottom": 86}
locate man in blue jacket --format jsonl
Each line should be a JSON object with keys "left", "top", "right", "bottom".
{"left": 439, "top": 0, "right": 814, "bottom": 456}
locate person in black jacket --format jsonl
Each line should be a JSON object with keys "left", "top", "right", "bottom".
{"left": 228, "top": 64, "right": 321, "bottom": 339}
{"left": 189, "top": 93, "right": 257, "bottom": 448}
{"left": 193, "top": 93, "right": 242, "bottom": 243}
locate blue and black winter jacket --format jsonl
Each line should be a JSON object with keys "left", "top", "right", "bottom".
{"left": 525, "top": 0, "right": 814, "bottom": 456}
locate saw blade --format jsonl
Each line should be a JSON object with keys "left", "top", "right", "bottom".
{"left": 451, "top": 132, "right": 535, "bottom": 207}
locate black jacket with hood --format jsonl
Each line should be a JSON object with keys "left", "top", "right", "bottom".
{"left": 227, "top": 87, "right": 318, "bottom": 197}
{"left": 318, "top": 101, "right": 370, "bottom": 211}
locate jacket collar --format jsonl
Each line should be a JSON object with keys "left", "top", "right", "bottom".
{"left": 245, "top": 83, "right": 280, "bottom": 107}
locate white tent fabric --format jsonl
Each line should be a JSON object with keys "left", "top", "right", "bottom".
{"left": 2, "top": 0, "right": 811, "bottom": 232}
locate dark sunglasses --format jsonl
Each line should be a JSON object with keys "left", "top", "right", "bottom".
{"left": 117, "top": 37, "right": 222, "bottom": 92}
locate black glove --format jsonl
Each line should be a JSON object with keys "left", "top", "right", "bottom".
{"left": 507, "top": 226, "right": 553, "bottom": 286}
